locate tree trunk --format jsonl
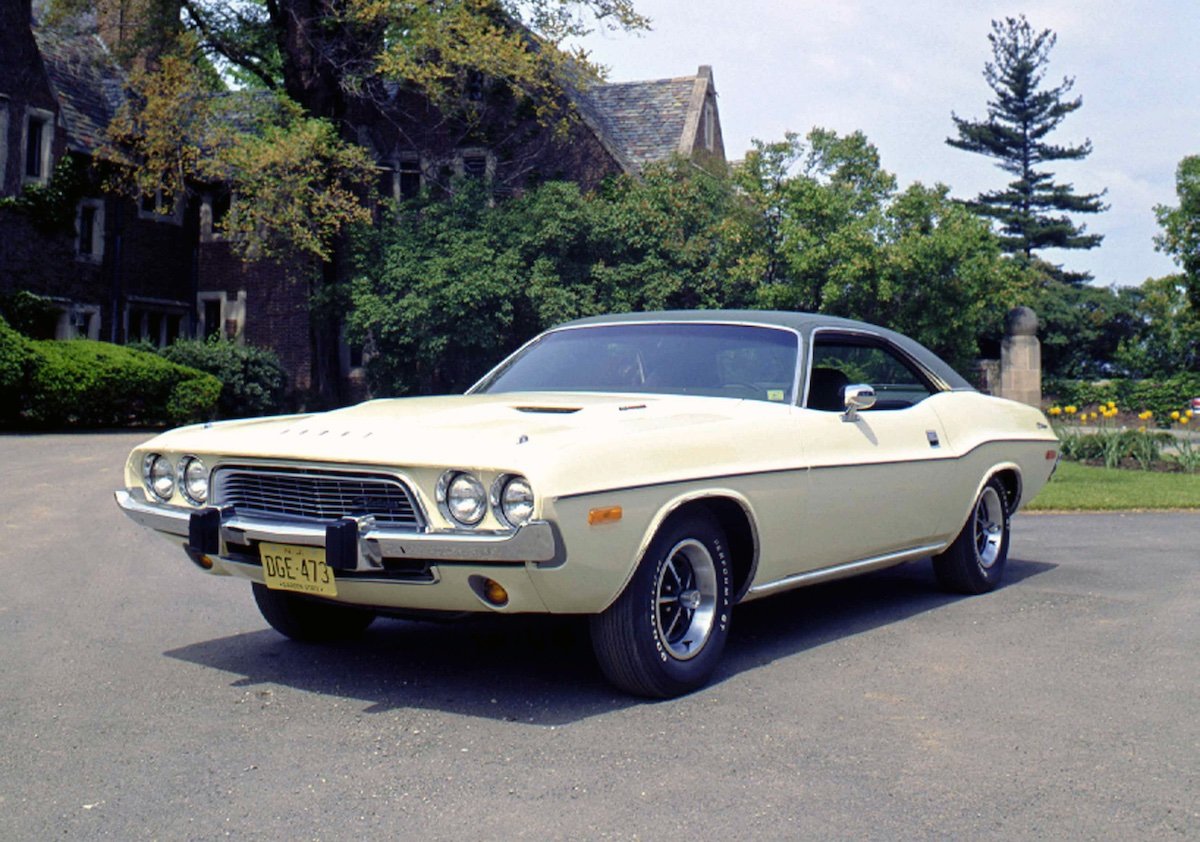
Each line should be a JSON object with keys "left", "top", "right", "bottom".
{"left": 273, "top": 0, "right": 357, "bottom": 405}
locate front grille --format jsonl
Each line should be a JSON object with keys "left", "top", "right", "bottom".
{"left": 213, "top": 466, "right": 423, "bottom": 529}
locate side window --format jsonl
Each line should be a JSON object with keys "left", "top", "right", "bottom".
{"left": 807, "top": 337, "right": 934, "bottom": 411}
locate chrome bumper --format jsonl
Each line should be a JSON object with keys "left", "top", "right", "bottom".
{"left": 114, "top": 489, "right": 559, "bottom": 566}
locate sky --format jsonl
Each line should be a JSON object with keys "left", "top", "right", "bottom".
{"left": 574, "top": 0, "right": 1199, "bottom": 287}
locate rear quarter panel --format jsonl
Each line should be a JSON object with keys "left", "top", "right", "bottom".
{"left": 928, "top": 391, "right": 1058, "bottom": 538}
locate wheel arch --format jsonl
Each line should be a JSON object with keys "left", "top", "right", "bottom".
{"left": 976, "top": 463, "right": 1023, "bottom": 515}
{"left": 639, "top": 490, "right": 760, "bottom": 605}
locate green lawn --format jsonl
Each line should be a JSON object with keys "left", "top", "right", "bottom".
{"left": 1025, "top": 460, "right": 1200, "bottom": 511}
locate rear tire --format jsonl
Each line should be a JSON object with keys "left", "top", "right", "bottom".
{"left": 252, "top": 583, "right": 376, "bottom": 642}
{"left": 932, "top": 477, "right": 1010, "bottom": 594}
{"left": 590, "top": 513, "right": 733, "bottom": 698}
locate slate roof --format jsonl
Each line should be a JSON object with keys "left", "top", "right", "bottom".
{"left": 576, "top": 72, "right": 704, "bottom": 170}
{"left": 33, "top": 23, "right": 125, "bottom": 154}
{"left": 25, "top": 15, "right": 716, "bottom": 180}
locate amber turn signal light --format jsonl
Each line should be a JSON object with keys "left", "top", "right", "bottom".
{"left": 482, "top": 578, "right": 509, "bottom": 607}
{"left": 588, "top": 506, "right": 623, "bottom": 525}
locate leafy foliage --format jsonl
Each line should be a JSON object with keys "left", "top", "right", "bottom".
{"left": 350, "top": 137, "right": 1023, "bottom": 394}
{"left": 1154, "top": 155, "right": 1200, "bottom": 310}
{"left": 1112, "top": 274, "right": 1200, "bottom": 377}
{"left": 13, "top": 339, "right": 221, "bottom": 428}
{"left": 0, "top": 316, "right": 33, "bottom": 424}
{"left": 730, "top": 131, "right": 1020, "bottom": 372}
{"left": 62, "top": 0, "right": 649, "bottom": 259}
{"left": 159, "top": 338, "right": 288, "bottom": 417}
{"left": 947, "top": 15, "right": 1106, "bottom": 280}
{"left": 1021, "top": 270, "right": 1140, "bottom": 379}
{"left": 0, "top": 154, "right": 91, "bottom": 233}
{"left": 0, "top": 291, "right": 65, "bottom": 340}
{"left": 103, "top": 46, "right": 377, "bottom": 263}
{"left": 1046, "top": 374, "right": 1200, "bottom": 423}
{"left": 350, "top": 161, "right": 744, "bottom": 395}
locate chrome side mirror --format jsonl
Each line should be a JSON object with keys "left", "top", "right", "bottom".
{"left": 841, "top": 384, "right": 876, "bottom": 422}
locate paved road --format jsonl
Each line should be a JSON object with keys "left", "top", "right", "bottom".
{"left": 2, "top": 433, "right": 1197, "bottom": 840}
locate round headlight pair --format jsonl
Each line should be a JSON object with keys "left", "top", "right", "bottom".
{"left": 437, "top": 471, "right": 534, "bottom": 528}
{"left": 142, "top": 454, "right": 208, "bottom": 505}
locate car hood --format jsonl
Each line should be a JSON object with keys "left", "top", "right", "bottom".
{"left": 136, "top": 392, "right": 793, "bottom": 495}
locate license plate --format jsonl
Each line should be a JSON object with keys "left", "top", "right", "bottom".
{"left": 259, "top": 542, "right": 337, "bottom": 597}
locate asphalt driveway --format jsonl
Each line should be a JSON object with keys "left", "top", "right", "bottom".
{"left": 1, "top": 432, "right": 1197, "bottom": 839}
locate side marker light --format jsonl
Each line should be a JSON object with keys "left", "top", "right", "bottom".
{"left": 482, "top": 579, "right": 509, "bottom": 607}
{"left": 588, "top": 506, "right": 623, "bottom": 526}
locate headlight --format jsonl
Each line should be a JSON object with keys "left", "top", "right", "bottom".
{"left": 179, "top": 456, "right": 209, "bottom": 505}
{"left": 494, "top": 475, "right": 534, "bottom": 527}
{"left": 438, "top": 471, "right": 487, "bottom": 526}
{"left": 143, "top": 453, "right": 175, "bottom": 501}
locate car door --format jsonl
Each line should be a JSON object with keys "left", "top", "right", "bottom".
{"left": 789, "top": 331, "right": 958, "bottom": 572}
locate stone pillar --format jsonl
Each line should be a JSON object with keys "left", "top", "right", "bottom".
{"left": 1000, "top": 306, "right": 1041, "bottom": 407}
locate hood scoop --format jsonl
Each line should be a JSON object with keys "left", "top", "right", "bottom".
{"left": 513, "top": 405, "right": 582, "bottom": 414}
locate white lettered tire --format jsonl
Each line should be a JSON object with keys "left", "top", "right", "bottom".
{"left": 590, "top": 513, "right": 733, "bottom": 698}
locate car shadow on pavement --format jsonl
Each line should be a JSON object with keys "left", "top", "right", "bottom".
{"left": 717, "top": 556, "right": 1055, "bottom": 682}
{"left": 164, "top": 556, "right": 1054, "bottom": 723}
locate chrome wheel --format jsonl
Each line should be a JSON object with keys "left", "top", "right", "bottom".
{"left": 655, "top": 538, "right": 718, "bottom": 660}
{"left": 974, "top": 485, "right": 1005, "bottom": 569}
{"left": 591, "top": 514, "right": 732, "bottom": 697}
{"left": 932, "top": 476, "right": 1011, "bottom": 595}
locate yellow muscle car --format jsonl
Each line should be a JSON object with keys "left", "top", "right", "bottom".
{"left": 116, "top": 311, "right": 1059, "bottom": 697}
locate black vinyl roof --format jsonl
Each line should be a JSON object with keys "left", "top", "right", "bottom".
{"left": 558, "top": 310, "right": 974, "bottom": 391}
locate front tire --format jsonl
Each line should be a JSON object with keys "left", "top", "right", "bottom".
{"left": 932, "top": 477, "right": 1011, "bottom": 594}
{"left": 590, "top": 513, "right": 733, "bottom": 698}
{"left": 252, "top": 583, "right": 376, "bottom": 642}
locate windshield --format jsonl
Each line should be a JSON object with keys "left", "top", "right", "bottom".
{"left": 473, "top": 322, "right": 800, "bottom": 404}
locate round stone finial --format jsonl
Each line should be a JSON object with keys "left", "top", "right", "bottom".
{"left": 1005, "top": 306, "right": 1038, "bottom": 337}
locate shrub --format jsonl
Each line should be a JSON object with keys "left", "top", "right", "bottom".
{"left": 0, "top": 290, "right": 63, "bottom": 339}
{"left": 159, "top": 338, "right": 287, "bottom": 417}
{"left": 1047, "top": 374, "right": 1200, "bottom": 423}
{"left": 19, "top": 339, "right": 221, "bottom": 427}
{"left": 0, "top": 315, "right": 32, "bottom": 422}
{"left": 1124, "top": 375, "right": 1200, "bottom": 421}
{"left": 166, "top": 374, "right": 224, "bottom": 424}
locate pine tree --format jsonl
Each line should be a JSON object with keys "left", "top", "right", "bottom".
{"left": 948, "top": 15, "right": 1106, "bottom": 283}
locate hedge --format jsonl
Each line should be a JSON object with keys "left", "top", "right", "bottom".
{"left": 0, "top": 316, "right": 32, "bottom": 423}
{"left": 0, "top": 317, "right": 222, "bottom": 428}
{"left": 1046, "top": 374, "right": 1200, "bottom": 422}
{"left": 158, "top": 338, "right": 287, "bottom": 418}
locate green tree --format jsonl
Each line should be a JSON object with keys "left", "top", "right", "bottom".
{"left": 947, "top": 15, "right": 1106, "bottom": 282}
{"left": 1113, "top": 275, "right": 1200, "bottom": 377}
{"left": 349, "top": 160, "right": 743, "bottom": 395}
{"left": 1154, "top": 155, "right": 1200, "bottom": 310}
{"left": 1023, "top": 275, "right": 1139, "bottom": 379}
{"left": 729, "top": 130, "right": 1019, "bottom": 372}
{"left": 49, "top": 0, "right": 647, "bottom": 405}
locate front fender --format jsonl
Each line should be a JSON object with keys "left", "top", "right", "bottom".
{"left": 531, "top": 484, "right": 760, "bottom": 614}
